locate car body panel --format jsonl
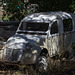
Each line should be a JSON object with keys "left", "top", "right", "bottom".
{"left": 2, "top": 12, "right": 75, "bottom": 64}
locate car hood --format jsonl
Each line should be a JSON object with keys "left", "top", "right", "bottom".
{"left": 5, "top": 34, "right": 46, "bottom": 49}
{"left": 5, "top": 34, "right": 27, "bottom": 49}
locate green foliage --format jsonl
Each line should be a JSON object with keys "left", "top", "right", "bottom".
{"left": 2, "top": 0, "right": 29, "bottom": 21}
{"left": 70, "top": 0, "right": 75, "bottom": 13}
{"left": 2, "top": 0, "right": 75, "bottom": 21}
{"left": 30, "top": 0, "right": 75, "bottom": 12}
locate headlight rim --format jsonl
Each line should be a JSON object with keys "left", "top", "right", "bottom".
{"left": 25, "top": 43, "right": 32, "bottom": 50}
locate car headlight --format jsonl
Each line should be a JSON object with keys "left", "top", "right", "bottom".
{"left": 25, "top": 43, "right": 32, "bottom": 50}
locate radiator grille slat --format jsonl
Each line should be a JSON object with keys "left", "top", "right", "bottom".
{"left": 4, "top": 48, "right": 20, "bottom": 62}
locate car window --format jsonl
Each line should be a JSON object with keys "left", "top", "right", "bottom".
{"left": 50, "top": 21, "right": 58, "bottom": 34}
{"left": 63, "top": 19, "right": 73, "bottom": 32}
{"left": 19, "top": 22, "right": 49, "bottom": 31}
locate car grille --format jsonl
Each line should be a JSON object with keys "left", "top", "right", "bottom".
{"left": 11, "top": 49, "right": 20, "bottom": 61}
{"left": 4, "top": 48, "right": 21, "bottom": 62}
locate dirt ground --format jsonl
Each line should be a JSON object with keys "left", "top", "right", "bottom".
{"left": 0, "top": 69, "right": 74, "bottom": 75}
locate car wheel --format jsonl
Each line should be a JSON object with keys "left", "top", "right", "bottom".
{"left": 35, "top": 56, "right": 48, "bottom": 73}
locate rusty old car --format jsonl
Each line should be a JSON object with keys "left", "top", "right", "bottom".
{"left": 1, "top": 12, "right": 75, "bottom": 72}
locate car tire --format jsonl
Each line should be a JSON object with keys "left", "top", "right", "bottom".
{"left": 35, "top": 55, "right": 48, "bottom": 73}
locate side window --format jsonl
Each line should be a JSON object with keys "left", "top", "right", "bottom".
{"left": 50, "top": 21, "right": 58, "bottom": 35}
{"left": 63, "top": 19, "right": 73, "bottom": 32}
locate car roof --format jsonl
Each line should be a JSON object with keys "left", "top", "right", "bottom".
{"left": 22, "top": 11, "right": 74, "bottom": 23}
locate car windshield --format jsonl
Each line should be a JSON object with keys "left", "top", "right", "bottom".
{"left": 19, "top": 22, "right": 49, "bottom": 31}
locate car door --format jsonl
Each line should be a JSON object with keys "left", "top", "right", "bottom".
{"left": 47, "top": 20, "right": 60, "bottom": 57}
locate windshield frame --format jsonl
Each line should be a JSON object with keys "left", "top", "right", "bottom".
{"left": 17, "top": 22, "right": 49, "bottom": 33}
